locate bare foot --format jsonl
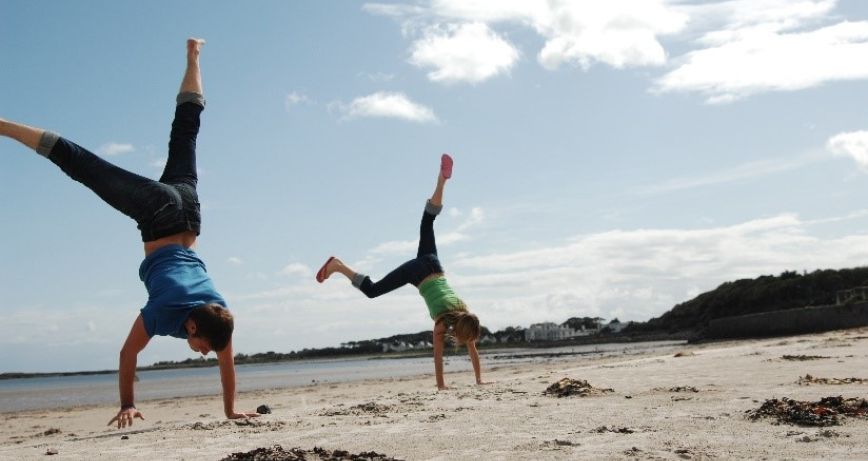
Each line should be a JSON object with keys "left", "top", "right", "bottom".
{"left": 187, "top": 38, "right": 205, "bottom": 58}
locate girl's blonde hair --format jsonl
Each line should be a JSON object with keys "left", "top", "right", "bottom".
{"left": 439, "top": 302, "right": 480, "bottom": 345}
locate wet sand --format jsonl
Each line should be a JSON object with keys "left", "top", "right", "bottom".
{"left": 2, "top": 328, "right": 868, "bottom": 460}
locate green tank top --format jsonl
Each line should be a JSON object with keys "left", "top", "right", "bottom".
{"left": 418, "top": 275, "right": 464, "bottom": 320}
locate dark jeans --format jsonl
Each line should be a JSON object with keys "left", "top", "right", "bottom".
{"left": 45, "top": 101, "right": 204, "bottom": 242}
{"left": 357, "top": 208, "right": 444, "bottom": 298}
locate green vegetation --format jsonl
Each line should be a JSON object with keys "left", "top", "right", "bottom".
{"left": 626, "top": 267, "right": 868, "bottom": 334}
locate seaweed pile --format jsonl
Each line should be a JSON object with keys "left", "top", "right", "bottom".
{"left": 747, "top": 396, "right": 868, "bottom": 426}
{"left": 220, "top": 445, "right": 401, "bottom": 461}
{"left": 797, "top": 374, "right": 868, "bottom": 386}
{"left": 543, "top": 378, "right": 614, "bottom": 398}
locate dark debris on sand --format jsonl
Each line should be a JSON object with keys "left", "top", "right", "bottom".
{"left": 321, "top": 402, "right": 393, "bottom": 417}
{"left": 781, "top": 355, "right": 830, "bottom": 361}
{"left": 591, "top": 425, "right": 635, "bottom": 434}
{"left": 543, "top": 378, "right": 614, "bottom": 398}
{"left": 653, "top": 386, "right": 699, "bottom": 393}
{"left": 220, "top": 445, "right": 402, "bottom": 461}
{"left": 746, "top": 396, "right": 868, "bottom": 426}
{"left": 797, "top": 374, "right": 868, "bottom": 386}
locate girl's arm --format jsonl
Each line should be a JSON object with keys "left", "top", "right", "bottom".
{"left": 433, "top": 321, "right": 448, "bottom": 390}
{"left": 466, "top": 340, "right": 491, "bottom": 385}
{"left": 216, "top": 340, "right": 259, "bottom": 419}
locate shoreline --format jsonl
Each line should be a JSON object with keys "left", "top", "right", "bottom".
{"left": 0, "top": 341, "right": 687, "bottom": 414}
{"left": 0, "top": 332, "right": 688, "bottom": 380}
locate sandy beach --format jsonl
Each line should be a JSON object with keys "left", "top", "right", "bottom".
{"left": 2, "top": 329, "right": 867, "bottom": 460}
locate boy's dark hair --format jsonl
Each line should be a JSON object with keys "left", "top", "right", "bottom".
{"left": 188, "top": 303, "right": 234, "bottom": 351}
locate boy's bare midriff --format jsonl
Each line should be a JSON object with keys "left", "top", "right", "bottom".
{"left": 144, "top": 230, "right": 198, "bottom": 256}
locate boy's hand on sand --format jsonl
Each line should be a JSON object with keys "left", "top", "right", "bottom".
{"left": 227, "top": 411, "right": 261, "bottom": 419}
{"left": 108, "top": 407, "right": 144, "bottom": 429}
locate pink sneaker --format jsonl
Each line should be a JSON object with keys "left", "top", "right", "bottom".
{"left": 440, "top": 153, "right": 453, "bottom": 179}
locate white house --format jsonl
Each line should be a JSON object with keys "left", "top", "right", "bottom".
{"left": 525, "top": 322, "right": 576, "bottom": 342}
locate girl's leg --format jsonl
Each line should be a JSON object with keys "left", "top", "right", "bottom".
{"left": 321, "top": 257, "right": 431, "bottom": 298}
{"left": 160, "top": 38, "right": 206, "bottom": 187}
{"left": 417, "top": 158, "right": 449, "bottom": 257}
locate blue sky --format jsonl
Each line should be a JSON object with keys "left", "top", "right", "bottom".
{"left": 4, "top": 0, "right": 868, "bottom": 372}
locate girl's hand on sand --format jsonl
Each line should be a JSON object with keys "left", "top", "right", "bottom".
{"left": 108, "top": 407, "right": 144, "bottom": 429}
{"left": 227, "top": 411, "right": 261, "bottom": 419}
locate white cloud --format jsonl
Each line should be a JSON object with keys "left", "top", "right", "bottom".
{"left": 227, "top": 257, "right": 243, "bottom": 265}
{"left": 369, "top": 206, "right": 485, "bottom": 255}
{"left": 656, "top": 20, "right": 868, "bottom": 103}
{"left": 369, "top": 0, "right": 868, "bottom": 101}
{"left": 150, "top": 157, "right": 167, "bottom": 169}
{"left": 533, "top": 0, "right": 687, "bottom": 70}
{"left": 446, "top": 212, "right": 868, "bottom": 328}
{"left": 97, "top": 142, "right": 134, "bottom": 156}
{"left": 370, "top": 0, "right": 686, "bottom": 74}
{"left": 285, "top": 91, "right": 311, "bottom": 111}
{"left": 278, "top": 263, "right": 312, "bottom": 278}
{"left": 339, "top": 92, "right": 438, "bottom": 123}
{"left": 828, "top": 130, "right": 868, "bottom": 170}
{"left": 636, "top": 151, "right": 827, "bottom": 195}
{"left": 361, "top": 72, "right": 396, "bottom": 82}
{"left": 409, "top": 22, "right": 519, "bottom": 83}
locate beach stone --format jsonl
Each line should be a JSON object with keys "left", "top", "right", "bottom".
{"left": 256, "top": 404, "right": 272, "bottom": 415}
{"left": 45, "top": 448, "right": 58, "bottom": 455}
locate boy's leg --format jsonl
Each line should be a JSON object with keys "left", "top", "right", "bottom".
{"left": 160, "top": 38, "right": 205, "bottom": 186}
{"left": 0, "top": 118, "right": 43, "bottom": 151}
{"left": 0, "top": 119, "right": 163, "bottom": 223}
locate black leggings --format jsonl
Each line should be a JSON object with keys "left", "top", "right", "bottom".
{"left": 356, "top": 207, "right": 444, "bottom": 298}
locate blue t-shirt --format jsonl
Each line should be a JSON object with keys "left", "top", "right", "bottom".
{"left": 139, "top": 245, "right": 226, "bottom": 339}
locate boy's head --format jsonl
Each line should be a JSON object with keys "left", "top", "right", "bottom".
{"left": 185, "top": 304, "right": 234, "bottom": 355}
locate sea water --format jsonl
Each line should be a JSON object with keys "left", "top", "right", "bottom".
{"left": 0, "top": 340, "right": 684, "bottom": 412}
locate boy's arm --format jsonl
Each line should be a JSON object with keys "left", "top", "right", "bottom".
{"left": 466, "top": 340, "right": 491, "bottom": 385}
{"left": 433, "top": 322, "right": 448, "bottom": 390}
{"left": 108, "top": 315, "right": 150, "bottom": 429}
{"left": 216, "top": 340, "right": 259, "bottom": 419}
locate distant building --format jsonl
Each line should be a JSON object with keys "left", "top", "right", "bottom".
{"left": 525, "top": 322, "right": 576, "bottom": 342}
{"left": 604, "top": 319, "right": 628, "bottom": 333}
{"left": 382, "top": 342, "right": 409, "bottom": 352}
{"left": 479, "top": 335, "right": 498, "bottom": 345}
{"left": 836, "top": 287, "right": 868, "bottom": 305}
